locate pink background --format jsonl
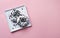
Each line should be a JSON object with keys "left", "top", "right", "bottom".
{"left": 0, "top": 0, "right": 60, "bottom": 38}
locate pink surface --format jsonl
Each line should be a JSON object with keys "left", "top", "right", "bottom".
{"left": 0, "top": 0, "right": 60, "bottom": 38}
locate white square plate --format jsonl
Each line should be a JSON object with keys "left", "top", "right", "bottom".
{"left": 5, "top": 5, "right": 31, "bottom": 32}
